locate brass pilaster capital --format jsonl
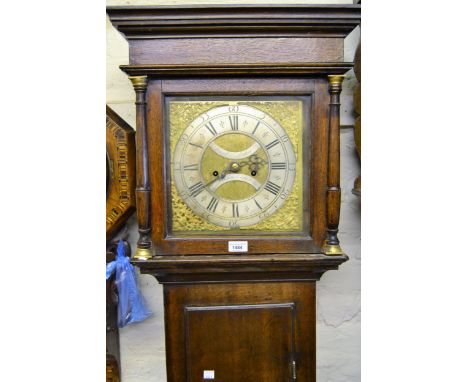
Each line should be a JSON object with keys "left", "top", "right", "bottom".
{"left": 328, "top": 74, "right": 346, "bottom": 85}
{"left": 129, "top": 76, "right": 148, "bottom": 92}
{"left": 328, "top": 75, "right": 346, "bottom": 92}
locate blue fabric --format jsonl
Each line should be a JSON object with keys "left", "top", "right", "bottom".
{"left": 106, "top": 240, "right": 152, "bottom": 328}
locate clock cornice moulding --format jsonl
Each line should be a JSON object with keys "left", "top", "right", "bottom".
{"left": 106, "top": 4, "right": 361, "bottom": 39}
{"left": 120, "top": 63, "right": 354, "bottom": 77}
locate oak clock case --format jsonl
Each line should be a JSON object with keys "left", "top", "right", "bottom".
{"left": 107, "top": 4, "right": 360, "bottom": 382}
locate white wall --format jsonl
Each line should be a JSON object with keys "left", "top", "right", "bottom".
{"left": 107, "top": 2, "right": 360, "bottom": 381}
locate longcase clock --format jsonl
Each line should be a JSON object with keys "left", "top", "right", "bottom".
{"left": 107, "top": 4, "right": 360, "bottom": 381}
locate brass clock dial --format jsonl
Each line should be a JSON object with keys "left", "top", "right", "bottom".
{"left": 173, "top": 105, "right": 296, "bottom": 229}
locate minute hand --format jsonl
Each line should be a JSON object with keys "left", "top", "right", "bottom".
{"left": 204, "top": 175, "right": 221, "bottom": 188}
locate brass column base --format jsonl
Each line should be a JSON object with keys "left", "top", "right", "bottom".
{"left": 134, "top": 247, "right": 152, "bottom": 260}
{"left": 322, "top": 241, "right": 344, "bottom": 256}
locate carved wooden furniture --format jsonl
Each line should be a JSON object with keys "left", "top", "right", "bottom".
{"left": 107, "top": 4, "right": 360, "bottom": 381}
{"left": 106, "top": 105, "right": 136, "bottom": 240}
{"left": 106, "top": 106, "right": 136, "bottom": 380}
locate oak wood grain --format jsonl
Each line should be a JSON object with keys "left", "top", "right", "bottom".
{"left": 310, "top": 79, "right": 329, "bottom": 248}
{"left": 325, "top": 76, "right": 345, "bottom": 250}
{"left": 146, "top": 80, "right": 164, "bottom": 254}
{"left": 185, "top": 303, "right": 294, "bottom": 382}
{"left": 163, "top": 281, "right": 316, "bottom": 382}
{"left": 130, "top": 78, "right": 152, "bottom": 252}
{"left": 121, "top": 63, "right": 354, "bottom": 78}
{"left": 130, "top": 37, "right": 343, "bottom": 65}
{"left": 137, "top": 253, "right": 347, "bottom": 284}
{"left": 107, "top": 4, "right": 361, "bottom": 39}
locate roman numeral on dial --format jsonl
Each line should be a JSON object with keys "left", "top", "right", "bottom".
{"left": 183, "top": 163, "right": 199, "bottom": 171}
{"left": 189, "top": 142, "right": 203, "bottom": 149}
{"left": 265, "top": 139, "right": 280, "bottom": 150}
{"left": 252, "top": 121, "right": 260, "bottom": 135}
{"left": 206, "top": 197, "right": 219, "bottom": 213}
{"left": 232, "top": 203, "right": 239, "bottom": 217}
{"left": 205, "top": 122, "right": 217, "bottom": 136}
{"left": 189, "top": 182, "right": 205, "bottom": 197}
{"left": 229, "top": 115, "right": 239, "bottom": 131}
{"left": 264, "top": 181, "right": 281, "bottom": 195}
{"left": 271, "top": 162, "right": 286, "bottom": 170}
{"left": 254, "top": 198, "right": 262, "bottom": 210}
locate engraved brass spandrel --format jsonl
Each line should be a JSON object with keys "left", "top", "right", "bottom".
{"left": 169, "top": 99, "right": 304, "bottom": 233}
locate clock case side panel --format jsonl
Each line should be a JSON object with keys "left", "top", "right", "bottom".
{"left": 147, "top": 78, "right": 328, "bottom": 255}
{"left": 310, "top": 78, "right": 330, "bottom": 249}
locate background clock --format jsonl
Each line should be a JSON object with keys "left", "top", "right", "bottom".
{"left": 105, "top": 106, "right": 136, "bottom": 382}
{"left": 106, "top": 105, "right": 136, "bottom": 241}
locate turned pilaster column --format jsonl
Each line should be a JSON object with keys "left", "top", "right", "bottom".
{"left": 323, "top": 75, "right": 345, "bottom": 255}
{"left": 129, "top": 76, "right": 152, "bottom": 260}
